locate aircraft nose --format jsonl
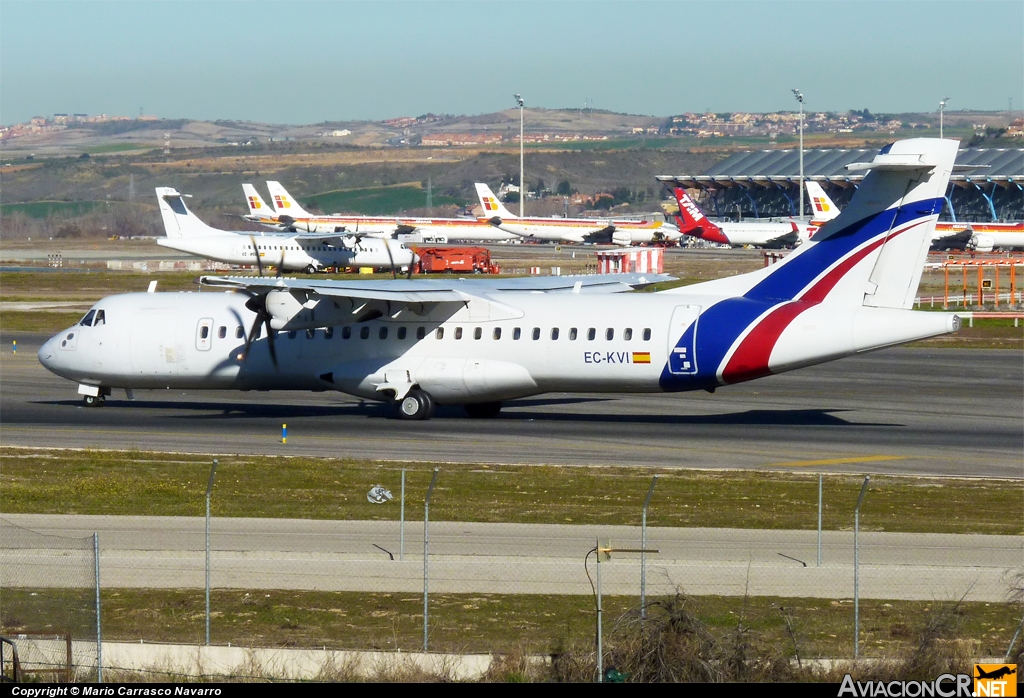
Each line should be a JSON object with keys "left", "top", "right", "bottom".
{"left": 38, "top": 336, "right": 59, "bottom": 371}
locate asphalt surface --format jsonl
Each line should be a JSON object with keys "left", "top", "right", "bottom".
{"left": 3, "top": 514, "right": 1019, "bottom": 600}
{"left": 1, "top": 333, "right": 1021, "bottom": 478}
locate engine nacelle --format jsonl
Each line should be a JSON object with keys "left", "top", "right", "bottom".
{"left": 970, "top": 234, "right": 995, "bottom": 252}
{"left": 611, "top": 230, "right": 632, "bottom": 247}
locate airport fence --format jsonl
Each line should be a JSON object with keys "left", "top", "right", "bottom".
{"left": 0, "top": 517, "right": 100, "bottom": 680}
{"left": 2, "top": 471, "right": 1021, "bottom": 677}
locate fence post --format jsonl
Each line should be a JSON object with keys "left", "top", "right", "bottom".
{"left": 94, "top": 532, "right": 101, "bottom": 683}
{"left": 423, "top": 468, "right": 439, "bottom": 652}
{"left": 205, "top": 459, "right": 218, "bottom": 647}
{"left": 400, "top": 469, "right": 406, "bottom": 561}
{"left": 641, "top": 475, "right": 658, "bottom": 620}
{"left": 854, "top": 475, "right": 870, "bottom": 659}
{"left": 817, "top": 473, "right": 823, "bottom": 567}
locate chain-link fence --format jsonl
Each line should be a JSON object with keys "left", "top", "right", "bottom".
{"left": 2, "top": 470, "right": 1021, "bottom": 678}
{"left": 0, "top": 517, "right": 99, "bottom": 680}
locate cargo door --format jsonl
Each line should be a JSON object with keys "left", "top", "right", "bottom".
{"left": 666, "top": 305, "right": 701, "bottom": 375}
{"left": 131, "top": 309, "right": 180, "bottom": 375}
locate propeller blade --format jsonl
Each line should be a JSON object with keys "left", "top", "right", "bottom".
{"left": 384, "top": 239, "right": 397, "bottom": 280}
{"left": 263, "top": 314, "right": 278, "bottom": 368}
{"left": 249, "top": 235, "right": 264, "bottom": 277}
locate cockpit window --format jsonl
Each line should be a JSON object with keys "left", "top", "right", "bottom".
{"left": 79, "top": 310, "right": 96, "bottom": 327}
{"left": 94, "top": 310, "right": 106, "bottom": 326}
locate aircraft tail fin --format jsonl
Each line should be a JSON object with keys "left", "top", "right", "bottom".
{"left": 806, "top": 181, "right": 840, "bottom": 222}
{"left": 672, "top": 188, "right": 729, "bottom": 244}
{"left": 156, "top": 187, "right": 230, "bottom": 238}
{"left": 474, "top": 183, "right": 517, "bottom": 219}
{"left": 242, "top": 184, "right": 276, "bottom": 220}
{"left": 747, "top": 138, "right": 957, "bottom": 310}
{"left": 265, "top": 181, "right": 314, "bottom": 218}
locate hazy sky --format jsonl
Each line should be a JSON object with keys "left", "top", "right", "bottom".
{"left": 2, "top": 0, "right": 1021, "bottom": 125}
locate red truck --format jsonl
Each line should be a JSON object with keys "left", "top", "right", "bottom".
{"left": 412, "top": 247, "right": 501, "bottom": 274}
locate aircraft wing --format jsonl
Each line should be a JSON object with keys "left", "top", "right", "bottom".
{"left": 761, "top": 229, "right": 801, "bottom": 249}
{"left": 199, "top": 272, "right": 673, "bottom": 298}
{"left": 580, "top": 225, "right": 618, "bottom": 244}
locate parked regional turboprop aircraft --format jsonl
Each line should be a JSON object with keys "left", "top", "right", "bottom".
{"left": 802, "top": 181, "right": 1024, "bottom": 251}
{"left": 43, "top": 139, "right": 960, "bottom": 421}
{"left": 672, "top": 188, "right": 815, "bottom": 248}
{"left": 156, "top": 188, "right": 416, "bottom": 273}
{"left": 247, "top": 182, "right": 517, "bottom": 243}
{"left": 474, "top": 184, "right": 681, "bottom": 246}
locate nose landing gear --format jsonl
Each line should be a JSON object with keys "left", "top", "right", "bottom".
{"left": 397, "top": 389, "right": 435, "bottom": 420}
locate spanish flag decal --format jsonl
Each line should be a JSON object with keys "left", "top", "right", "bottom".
{"left": 632, "top": 352, "right": 651, "bottom": 364}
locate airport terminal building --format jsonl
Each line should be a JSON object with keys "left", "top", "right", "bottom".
{"left": 657, "top": 147, "right": 1023, "bottom": 223}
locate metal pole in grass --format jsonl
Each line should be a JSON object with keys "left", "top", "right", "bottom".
{"left": 94, "top": 532, "right": 102, "bottom": 683}
{"left": 854, "top": 475, "right": 870, "bottom": 659}
{"left": 400, "top": 469, "right": 406, "bottom": 561}
{"left": 817, "top": 473, "right": 823, "bottom": 567}
{"left": 641, "top": 475, "right": 658, "bottom": 620}
{"left": 205, "top": 459, "right": 218, "bottom": 647}
{"left": 423, "top": 468, "right": 438, "bottom": 652}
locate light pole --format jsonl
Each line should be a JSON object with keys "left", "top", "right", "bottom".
{"left": 792, "top": 89, "right": 804, "bottom": 218}
{"left": 514, "top": 93, "right": 524, "bottom": 217}
{"left": 939, "top": 97, "right": 950, "bottom": 139}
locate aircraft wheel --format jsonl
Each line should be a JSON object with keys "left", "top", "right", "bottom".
{"left": 82, "top": 394, "right": 105, "bottom": 407}
{"left": 464, "top": 401, "right": 501, "bottom": 418}
{"left": 304, "top": 265, "right": 317, "bottom": 274}
{"left": 397, "top": 389, "right": 435, "bottom": 420}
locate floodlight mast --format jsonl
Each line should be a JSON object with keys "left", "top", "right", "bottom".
{"left": 792, "top": 89, "right": 804, "bottom": 218}
{"left": 515, "top": 94, "right": 524, "bottom": 217}
{"left": 939, "top": 97, "right": 950, "bottom": 139}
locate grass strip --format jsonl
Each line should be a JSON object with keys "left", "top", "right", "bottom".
{"left": 0, "top": 588, "right": 1015, "bottom": 660}
{"left": 2, "top": 448, "right": 1020, "bottom": 534}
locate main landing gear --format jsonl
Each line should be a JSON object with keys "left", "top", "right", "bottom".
{"left": 82, "top": 394, "right": 105, "bottom": 407}
{"left": 397, "top": 389, "right": 435, "bottom": 421}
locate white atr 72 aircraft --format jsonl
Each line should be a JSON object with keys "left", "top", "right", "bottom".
{"left": 156, "top": 188, "right": 416, "bottom": 273}
{"left": 42, "top": 139, "right": 960, "bottom": 420}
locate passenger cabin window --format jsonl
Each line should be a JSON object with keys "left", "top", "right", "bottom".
{"left": 79, "top": 310, "right": 96, "bottom": 327}
{"left": 532, "top": 327, "right": 540, "bottom": 340}
{"left": 435, "top": 328, "right": 444, "bottom": 340}
{"left": 236, "top": 326, "right": 244, "bottom": 339}
{"left": 606, "top": 328, "right": 614, "bottom": 341}
{"left": 325, "top": 327, "right": 334, "bottom": 339}
{"left": 416, "top": 327, "right": 425, "bottom": 340}
{"left": 513, "top": 327, "right": 521, "bottom": 340}
{"left": 200, "top": 326, "right": 210, "bottom": 339}
{"left": 360, "top": 326, "right": 370, "bottom": 339}
{"left": 474, "top": 327, "right": 482, "bottom": 340}
{"left": 493, "top": 327, "right": 502, "bottom": 340}
{"left": 379, "top": 327, "right": 388, "bottom": 340}
{"left": 550, "top": 328, "right": 559, "bottom": 340}
{"left": 342, "top": 326, "right": 352, "bottom": 339}
{"left": 643, "top": 328, "right": 652, "bottom": 341}
{"left": 306, "top": 329, "right": 316, "bottom": 339}
{"left": 624, "top": 328, "right": 632, "bottom": 341}
{"left": 288, "top": 331, "right": 297, "bottom": 339}
{"left": 587, "top": 328, "right": 596, "bottom": 341}
{"left": 94, "top": 310, "right": 106, "bottom": 326}
{"left": 569, "top": 328, "right": 578, "bottom": 340}
{"left": 454, "top": 327, "right": 463, "bottom": 340}
{"left": 218, "top": 326, "right": 226, "bottom": 339}
{"left": 398, "top": 327, "right": 407, "bottom": 340}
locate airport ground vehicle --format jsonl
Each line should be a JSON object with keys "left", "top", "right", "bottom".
{"left": 413, "top": 247, "right": 500, "bottom": 274}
